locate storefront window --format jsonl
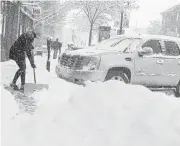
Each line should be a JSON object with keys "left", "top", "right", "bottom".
{"left": 0, "top": 14, "right": 2, "bottom": 36}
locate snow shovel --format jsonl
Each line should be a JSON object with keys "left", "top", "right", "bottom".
{"left": 46, "top": 60, "right": 50, "bottom": 72}
{"left": 33, "top": 68, "right": 36, "bottom": 84}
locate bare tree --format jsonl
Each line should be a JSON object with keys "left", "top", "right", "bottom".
{"left": 32, "top": 1, "right": 74, "bottom": 47}
{"left": 148, "top": 20, "right": 162, "bottom": 35}
{"left": 34, "top": 1, "right": 72, "bottom": 28}
{"left": 72, "top": 0, "right": 138, "bottom": 46}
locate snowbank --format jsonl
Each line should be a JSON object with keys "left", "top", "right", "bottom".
{"left": 1, "top": 56, "right": 180, "bottom": 146}
{"left": 1, "top": 84, "right": 21, "bottom": 146}
{"left": 3, "top": 80, "right": 180, "bottom": 146}
{"left": 1, "top": 84, "right": 19, "bottom": 119}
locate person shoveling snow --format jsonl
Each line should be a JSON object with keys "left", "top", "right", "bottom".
{"left": 9, "top": 30, "right": 39, "bottom": 92}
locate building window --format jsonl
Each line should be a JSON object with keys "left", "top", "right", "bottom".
{"left": 2, "top": 15, "right": 6, "bottom": 37}
{"left": 176, "top": 28, "right": 178, "bottom": 34}
{"left": 177, "top": 13, "right": 179, "bottom": 21}
{"left": 1, "top": 1, "right": 7, "bottom": 38}
{"left": 19, "top": 24, "right": 22, "bottom": 35}
{"left": 0, "top": 14, "right": 2, "bottom": 36}
{"left": 170, "top": 13, "right": 176, "bottom": 22}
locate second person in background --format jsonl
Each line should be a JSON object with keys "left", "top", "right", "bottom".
{"left": 53, "top": 38, "right": 62, "bottom": 59}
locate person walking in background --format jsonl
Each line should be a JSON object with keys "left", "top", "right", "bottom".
{"left": 9, "top": 30, "right": 38, "bottom": 92}
{"left": 53, "top": 38, "right": 62, "bottom": 59}
{"left": 47, "top": 37, "right": 52, "bottom": 61}
{"left": 46, "top": 37, "right": 52, "bottom": 72}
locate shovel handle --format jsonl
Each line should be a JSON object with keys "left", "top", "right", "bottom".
{"left": 33, "top": 68, "right": 36, "bottom": 84}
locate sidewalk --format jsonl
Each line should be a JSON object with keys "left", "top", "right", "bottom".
{"left": 0, "top": 56, "right": 58, "bottom": 113}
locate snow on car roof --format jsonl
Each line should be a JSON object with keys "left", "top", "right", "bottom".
{"left": 138, "top": 34, "right": 180, "bottom": 41}
{"left": 110, "top": 34, "right": 180, "bottom": 42}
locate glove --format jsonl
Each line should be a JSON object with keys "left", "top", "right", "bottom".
{"left": 46, "top": 60, "right": 50, "bottom": 72}
{"left": 31, "top": 63, "right": 36, "bottom": 68}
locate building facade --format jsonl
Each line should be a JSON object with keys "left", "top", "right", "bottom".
{"left": 1, "top": 1, "right": 34, "bottom": 61}
{"left": 161, "top": 4, "right": 180, "bottom": 37}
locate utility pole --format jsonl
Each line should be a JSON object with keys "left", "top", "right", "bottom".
{"left": 119, "top": 10, "right": 124, "bottom": 35}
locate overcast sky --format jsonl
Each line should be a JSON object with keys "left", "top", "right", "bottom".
{"left": 129, "top": 0, "right": 180, "bottom": 28}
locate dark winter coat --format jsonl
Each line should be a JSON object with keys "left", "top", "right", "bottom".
{"left": 53, "top": 41, "right": 62, "bottom": 51}
{"left": 47, "top": 39, "right": 52, "bottom": 48}
{"left": 9, "top": 31, "right": 36, "bottom": 65}
{"left": 47, "top": 39, "right": 52, "bottom": 61}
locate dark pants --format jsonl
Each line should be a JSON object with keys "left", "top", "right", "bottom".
{"left": 53, "top": 49, "right": 58, "bottom": 59}
{"left": 47, "top": 46, "right": 51, "bottom": 60}
{"left": 12, "top": 60, "right": 26, "bottom": 86}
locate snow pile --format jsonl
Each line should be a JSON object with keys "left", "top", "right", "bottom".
{"left": 3, "top": 80, "right": 180, "bottom": 146}
{"left": 0, "top": 60, "right": 18, "bottom": 84}
{"left": 1, "top": 55, "right": 180, "bottom": 146}
{"left": 1, "top": 84, "right": 21, "bottom": 146}
{"left": 1, "top": 84, "right": 19, "bottom": 119}
{"left": 33, "top": 78, "right": 75, "bottom": 106}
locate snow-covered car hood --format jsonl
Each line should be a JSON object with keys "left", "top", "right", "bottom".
{"left": 64, "top": 48, "right": 118, "bottom": 56}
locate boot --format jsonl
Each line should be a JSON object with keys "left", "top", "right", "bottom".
{"left": 10, "top": 83, "right": 19, "bottom": 90}
{"left": 19, "top": 85, "right": 24, "bottom": 92}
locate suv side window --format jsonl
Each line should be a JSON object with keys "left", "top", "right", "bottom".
{"left": 164, "top": 41, "right": 180, "bottom": 56}
{"left": 142, "top": 40, "right": 162, "bottom": 54}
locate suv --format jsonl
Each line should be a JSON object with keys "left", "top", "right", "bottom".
{"left": 56, "top": 34, "right": 180, "bottom": 97}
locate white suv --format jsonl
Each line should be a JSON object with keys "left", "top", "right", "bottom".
{"left": 56, "top": 34, "right": 180, "bottom": 97}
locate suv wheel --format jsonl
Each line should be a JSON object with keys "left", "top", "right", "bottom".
{"left": 105, "top": 70, "right": 129, "bottom": 84}
{"left": 175, "top": 81, "right": 180, "bottom": 97}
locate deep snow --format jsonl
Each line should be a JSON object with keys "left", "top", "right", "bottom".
{"left": 1, "top": 55, "right": 180, "bottom": 146}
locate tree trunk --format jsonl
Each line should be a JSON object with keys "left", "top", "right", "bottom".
{"left": 119, "top": 11, "right": 124, "bottom": 35}
{"left": 88, "top": 23, "right": 93, "bottom": 46}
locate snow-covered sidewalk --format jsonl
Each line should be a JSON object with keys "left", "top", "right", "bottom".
{"left": 0, "top": 56, "right": 55, "bottom": 113}
{"left": 1, "top": 55, "right": 180, "bottom": 146}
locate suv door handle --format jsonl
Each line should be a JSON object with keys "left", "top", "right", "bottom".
{"left": 156, "top": 60, "right": 164, "bottom": 64}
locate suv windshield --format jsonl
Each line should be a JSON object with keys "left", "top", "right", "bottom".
{"left": 94, "top": 38, "right": 141, "bottom": 51}
{"left": 94, "top": 38, "right": 123, "bottom": 50}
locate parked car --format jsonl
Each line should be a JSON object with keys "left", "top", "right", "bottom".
{"left": 34, "top": 47, "right": 43, "bottom": 56}
{"left": 56, "top": 34, "right": 180, "bottom": 97}
{"left": 34, "top": 45, "right": 47, "bottom": 56}
{"left": 67, "top": 43, "right": 84, "bottom": 51}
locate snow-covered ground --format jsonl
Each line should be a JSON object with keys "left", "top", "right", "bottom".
{"left": 1, "top": 55, "right": 180, "bottom": 146}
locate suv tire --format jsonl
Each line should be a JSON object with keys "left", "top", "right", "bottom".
{"left": 175, "top": 81, "right": 180, "bottom": 97}
{"left": 105, "top": 70, "right": 129, "bottom": 83}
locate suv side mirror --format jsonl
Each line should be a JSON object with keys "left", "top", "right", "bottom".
{"left": 138, "top": 47, "right": 153, "bottom": 56}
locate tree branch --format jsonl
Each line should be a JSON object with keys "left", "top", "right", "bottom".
{"left": 91, "top": 2, "right": 101, "bottom": 24}
{"left": 93, "top": 5, "right": 114, "bottom": 23}
{"left": 82, "top": 7, "right": 91, "bottom": 23}
{"left": 34, "top": 4, "right": 67, "bottom": 26}
{"left": 79, "top": 1, "right": 91, "bottom": 23}
{"left": 85, "top": 2, "right": 93, "bottom": 23}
